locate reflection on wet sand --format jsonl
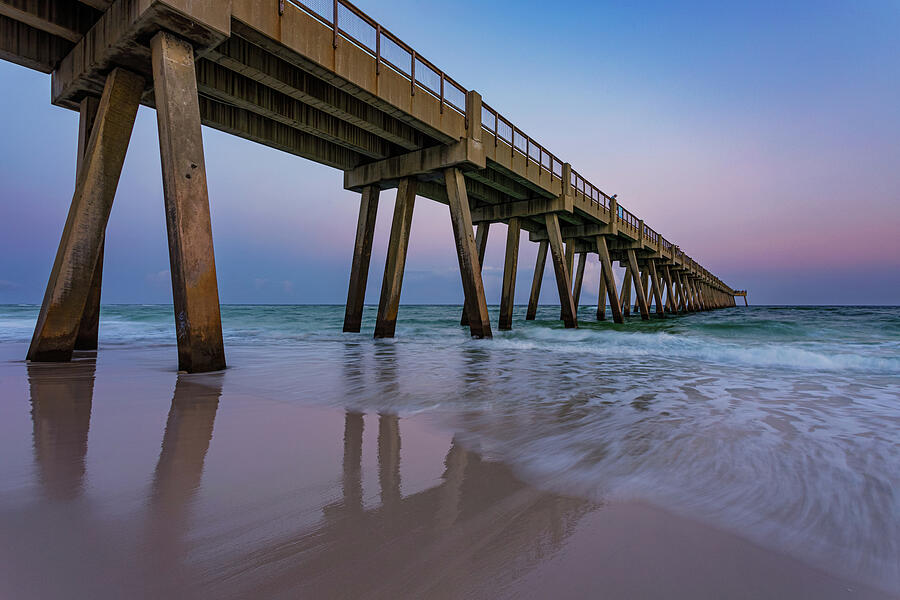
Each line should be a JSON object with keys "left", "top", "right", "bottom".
{"left": 144, "top": 374, "right": 223, "bottom": 594}
{"left": 213, "top": 411, "right": 593, "bottom": 599}
{"left": 28, "top": 360, "right": 95, "bottom": 501}
{"left": 20, "top": 361, "right": 592, "bottom": 600}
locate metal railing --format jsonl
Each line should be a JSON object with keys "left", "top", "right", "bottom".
{"left": 283, "top": 0, "right": 712, "bottom": 275}
{"left": 287, "top": 0, "right": 467, "bottom": 114}
{"left": 571, "top": 169, "right": 610, "bottom": 210}
{"left": 617, "top": 206, "right": 640, "bottom": 232}
{"left": 481, "top": 103, "right": 565, "bottom": 182}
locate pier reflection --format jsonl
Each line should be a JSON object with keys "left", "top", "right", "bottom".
{"left": 219, "top": 409, "right": 593, "bottom": 598}
{"left": 17, "top": 364, "right": 592, "bottom": 599}
{"left": 27, "top": 360, "right": 95, "bottom": 501}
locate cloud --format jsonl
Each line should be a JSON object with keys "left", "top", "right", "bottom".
{"left": 146, "top": 270, "right": 170, "bottom": 286}
{"left": 0, "top": 279, "right": 19, "bottom": 291}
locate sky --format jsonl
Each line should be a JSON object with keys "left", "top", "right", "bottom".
{"left": 0, "top": 0, "right": 898, "bottom": 306}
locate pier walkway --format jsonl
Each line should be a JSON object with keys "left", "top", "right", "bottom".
{"left": 1, "top": 0, "right": 742, "bottom": 371}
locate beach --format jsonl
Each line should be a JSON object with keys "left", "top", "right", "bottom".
{"left": 0, "top": 304, "right": 898, "bottom": 599}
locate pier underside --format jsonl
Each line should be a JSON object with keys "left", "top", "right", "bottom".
{"left": 2, "top": 0, "right": 739, "bottom": 372}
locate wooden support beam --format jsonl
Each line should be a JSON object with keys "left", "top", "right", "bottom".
{"left": 460, "top": 222, "right": 489, "bottom": 326}
{"left": 27, "top": 68, "right": 143, "bottom": 363}
{"left": 152, "top": 32, "right": 225, "bottom": 373}
{"left": 446, "top": 167, "right": 492, "bottom": 339}
{"left": 627, "top": 249, "right": 650, "bottom": 320}
{"left": 526, "top": 240, "right": 548, "bottom": 321}
{"left": 546, "top": 214, "right": 577, "bottom": 328}
{"left": 595, "top": 236, "right": 623, "bottom": 323}
{"left": 647, "top": 260, "right": 665, "bottom": 317}
{"left": 499, "top": 217, "right": 520, "bottom": 330}
{"left": 343, "top": 186, "right": 380, "bottom": 333}
{"left": 374, "top": 178, "right": 416, "bottom": 338}
{"left": 73, "top": 96, "right": 102, "bottom": 351}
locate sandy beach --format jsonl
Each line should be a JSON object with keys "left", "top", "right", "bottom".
{"left": 0, "top": 339, "right": 894, "bottom": 600}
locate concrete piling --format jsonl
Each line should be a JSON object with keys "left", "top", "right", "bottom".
{"left": 375, "top": 178, "right": 417, "bottom": 338}
{"left": 343, "top": 185, "right": 380, "bottom": 333}
{"left": 526, "top": 240, "right": 548, "bottom": 321}
{"left": 152, "top": 32, "right": 225, "bottom": 373}
{"left": 28, "top": 68, "right": 144, "bottom": 363}
{"left": 499, "top": 217, "right": 520, "bottom": 331}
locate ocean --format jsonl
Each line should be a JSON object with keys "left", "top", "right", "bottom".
{"left": 1, "top": 303, "right": 898, "bottom": 595}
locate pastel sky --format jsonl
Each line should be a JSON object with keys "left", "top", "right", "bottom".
{"left": 1, "top": 0, "right": 898, "bottom": 305}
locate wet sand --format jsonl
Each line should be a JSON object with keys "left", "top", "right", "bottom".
{"left": 0, "top": 344, "right": 893, "bottom": 599}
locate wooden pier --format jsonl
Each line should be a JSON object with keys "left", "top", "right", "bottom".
{"left": 1, "top": 0, "right": 742, "bottom": 372}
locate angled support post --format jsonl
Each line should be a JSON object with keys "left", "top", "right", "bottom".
{"left": 526, "top": 240, "right": 548, "bottom": 320}
{"left": 28, "top": 68, "right": 144, "bottom": 363}
{"left": 73, "top": 97, "right": 103, "bottom": 351}
{"left": 627, "top": 249, "right": 650, "bottom": 320}
{"left": 343, "top": 185, "right": 380, "bottom": 332}
{"left": 545, "top": 214, "right": 577, "bottom": 328}
{"left": 152, "top": 32, "right": 225, "bottom": 373}
{"left": 620, "top": 264, "right": 631, "bottom": 317}
{"left": 647, "top": 260, "right": 665, "bottom": 317}
{"left": 560, "top": 241, "right": 575, "bottom": 320}
{"left": 375, "top": 178, "right": 417, "bottom": 338}
{"left": 460, "top": 222, "right": 489, "bottom": 326}
{"left": 662, "top": 265, "right": 677, "bottom": 313}
{"left": 597, "top": 260, "right": 607, "bottom": 321}
{"left": 595, "top": 236, "right": 623, "bottom": 323}
{"left": 572, "top": 252, "right": 586, "bottom": 311}
{"left": 446, "top": 167, "right": 491, "bottom": 338}
{"left": 499, "top": 217, "right": 520, "bottom": 330}
{"left": 639, "top": 265, "right": 650, "bottom": 313}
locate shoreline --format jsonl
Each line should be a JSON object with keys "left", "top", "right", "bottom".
{"left": 0, "top": 342, "right": 895, "bottom": 598}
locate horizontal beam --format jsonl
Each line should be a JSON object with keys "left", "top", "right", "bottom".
{"left": 471, "top": 195, "right": 572, "bottom": 223}
{"left": 344, "top": 138, "right": 485, "bottom": 191}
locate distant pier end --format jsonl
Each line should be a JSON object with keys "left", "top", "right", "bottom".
{"left": 1, "top": 0, "right": 744, "bottom": 372}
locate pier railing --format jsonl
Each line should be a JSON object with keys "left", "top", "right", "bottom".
{"left": 285, "top": 0, "right": 693, "bottom": 259}
{"left": 481, "top": 102, "right": 565, "bottom": 183}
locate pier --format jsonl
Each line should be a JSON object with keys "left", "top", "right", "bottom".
{"left": 2, "top": 0, "right": 742, "bottom": 372}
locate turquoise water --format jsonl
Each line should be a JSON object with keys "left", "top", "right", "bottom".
{"left": 2, "top": 304, "right": 899, "bottom": 592}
